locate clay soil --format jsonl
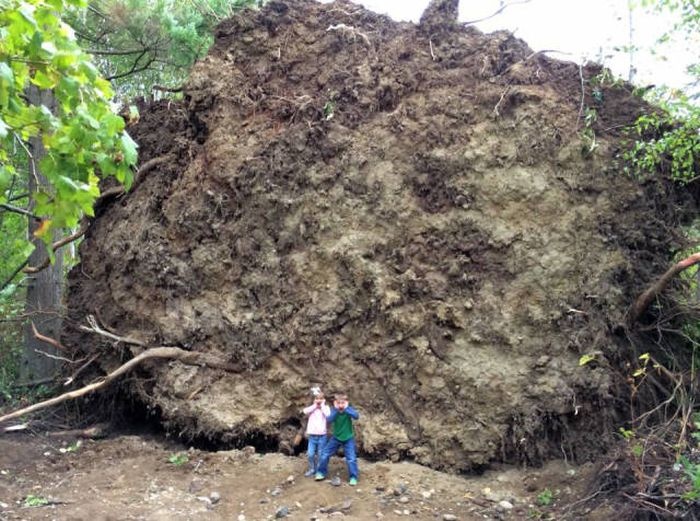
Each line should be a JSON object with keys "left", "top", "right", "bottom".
{"left": 62, "top": 0, "right": 692, "bottom": 484}
{"left": 0, "top": 431, "right": 608, "bottom": 520}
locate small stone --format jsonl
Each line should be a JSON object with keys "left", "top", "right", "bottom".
{"left": 330, "top": 476, "right": 342, "bottom": 487}
{"left": 238, "top": 515, "right": 246, "bottom": 521}
{"left": 275, "top": 506, "right": 289, "bottom": 518}
{"left": 287, "top": 475, "right": 295, "bottom": 483}
{"left": 399, "top": 497, "right": 409, "bottom": 504}
{"left": 421, "top": 489, "right": 434, "bottom": 499}
{"left": 329, "top": 513, "right": 345, "bottom": 518}
{"left": 402, "top": 509, "right": 410, "bottom": 515}
{"left": 498, "top": 500, "right": 513, "bottom": 510}
{"left": 375, "top": 486, "right": 386, "bottom": 492}
{"left": 188, "top": 479, "right": 205, "bottom": 493}
{"left": 442, "top": 515, "right": 457, "bottom": 521}
{"left": 271, "top": 487, "right": 282, "bottom": 496}
{"left": 295, "top": 501, "right": 302, "bottom": 508}
{"left": 209, "top": 491, "right": 221, "bottom": 504}
{"left": 393, "top": 510, "right": 403, "bottom": 516}
{"left": 375, "top": 513, "right": 384, "bottom": 519}
{"left": 259, "top": 498, "right": 270, "bottom": 504}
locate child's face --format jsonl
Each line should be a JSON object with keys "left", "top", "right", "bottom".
{"left": 314, "top": 395, "right": 324, "bottom": 404}
{"left": 334, "top": 396, "right": 348, "bottom": 410}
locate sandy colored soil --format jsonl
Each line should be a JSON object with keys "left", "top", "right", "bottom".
{"left": 0, "top": 432, "right": 605, "bottom": 520}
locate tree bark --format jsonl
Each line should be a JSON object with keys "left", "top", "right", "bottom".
{"left": 20, "top": 86, "right": 64, "bottom": 382}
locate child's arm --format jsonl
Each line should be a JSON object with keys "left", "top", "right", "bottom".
{"left": 344, "top": 405, "right": 360, "bottom": 420}
{"left": 302, "top": 404, "right": 317, "bottom": 415}
{"left": 326, "top": 407, "right": 338, "bottom": 422}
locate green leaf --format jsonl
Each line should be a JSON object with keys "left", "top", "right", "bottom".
{"left": 120, "top": 132, "right": 138, "bottom": 166}
{"left": 0, "top": 62, "right": 14, "bottom": 84}
{"left": 31, "top": 70, "right": 56, "bottom": 89}
{"left": 579, "top": 354, "right": 596, "bottom": 366}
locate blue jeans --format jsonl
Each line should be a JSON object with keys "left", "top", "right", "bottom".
{"left": 307, "top": 434, "right": 327, "bottom": 472}
{"left": 317, "top": 436, "right": 358, "bottom": 480}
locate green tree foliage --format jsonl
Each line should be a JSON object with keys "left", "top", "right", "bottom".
{"left": 626, "top": 1, "right": 700, "bottom": 183}
{"left": 68, "top": 0, "right": 261, "bottom": 97}
{"left": 0, "top": 0, "right": 138, "bottom": 239}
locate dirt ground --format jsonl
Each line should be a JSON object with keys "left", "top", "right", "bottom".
{"left": 0, "top": 431, "right": 608, "bottom": 521}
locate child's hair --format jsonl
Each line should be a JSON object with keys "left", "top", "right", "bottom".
{"left": 334, "top": 392, "right": 348, "bottom": 400}
{"left": 315, "top": 391, "right": 324, "bottom": 399}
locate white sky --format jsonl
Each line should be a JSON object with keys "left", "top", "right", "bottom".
{"left": 321, "top": 0, "right": 697, "bottom": 91}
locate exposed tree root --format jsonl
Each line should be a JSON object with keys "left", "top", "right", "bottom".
{"left": 628, "top": 252, "right": 700, "bottom": 324}
{"left": 0, "top": 318, "right": 239, "bottom": 425}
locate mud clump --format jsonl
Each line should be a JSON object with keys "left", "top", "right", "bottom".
{"left": 65, "top": 0, "right": 692, "bottom": 471}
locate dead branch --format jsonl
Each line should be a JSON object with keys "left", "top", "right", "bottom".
{"left": 31, "top": 321, "right": 68, "bottom": 352}
{"left": 0, "top": 346, "right": 237, "bottom": 425}
{"left": 628, "top": 252, "right": 700, "bottom": 324}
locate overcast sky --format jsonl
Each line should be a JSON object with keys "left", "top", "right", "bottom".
{"left": 321, "top": 0, "right": 696, "bottom": 91}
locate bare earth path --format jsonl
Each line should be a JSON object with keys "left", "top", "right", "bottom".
{"left": 0, "top": 433, "right": 609, "bottom": 520}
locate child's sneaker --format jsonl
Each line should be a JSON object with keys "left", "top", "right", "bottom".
{"left": 314, "top": 473, "right": 325, "bottom": 481}
{"left": 304, "top": 469, "right": 315, "bottom": 477}
{"left": 348, "top": 477, "right": 358, "bottom": 486}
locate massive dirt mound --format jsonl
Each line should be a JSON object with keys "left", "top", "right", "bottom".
{"left": 65, "top": 0, "right": 691, "bottom": 471}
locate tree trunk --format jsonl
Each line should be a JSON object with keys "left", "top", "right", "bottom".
{"left": 20, "top": 86, "right": 63, "bottom": 382}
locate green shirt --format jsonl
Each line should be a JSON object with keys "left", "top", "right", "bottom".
{"left": 330, "top": 406, "right": 359, "bottom": 441}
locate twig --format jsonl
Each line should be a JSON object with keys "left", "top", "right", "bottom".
{"left": 463, "top": 0, "right": 531, "bottom": 25}
{"left": 0, "top": 258, "right": 30, "bottom": 293}
{"left": 493, "top": 84, "right": 512, "bottom": 118}
{"left": 429, "top": 37, "right": 436, "bottom": 61}
{"left": 12, "top": 377, "right": 55, "bottom": 388}
{"left": 0, "top": 203, "right": 40, "bottom": 220}
{"left": 23, "top": 225, "right": 88, "bottom": 275}
{"left": 80, "top": 314, "right": 147, "bottom": 346}
{"left": 31, "top": 322, "right": 68, "bottom": 352}
{"left": 64, "top": 352, "right": 101, "bottom": 386}
{"left": 33, "top": 349, "right": 74, "bottom": 364}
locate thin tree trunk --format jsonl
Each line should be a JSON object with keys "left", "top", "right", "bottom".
{"left": 21, "top": 86, "right": 63, "bottom": 382}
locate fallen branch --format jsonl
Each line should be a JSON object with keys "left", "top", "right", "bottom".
{"left": 628, "top": 252, "right": 700, "bottom": 324}
{"left": 0, "top": 346, "right": 238, "bottom": 425}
